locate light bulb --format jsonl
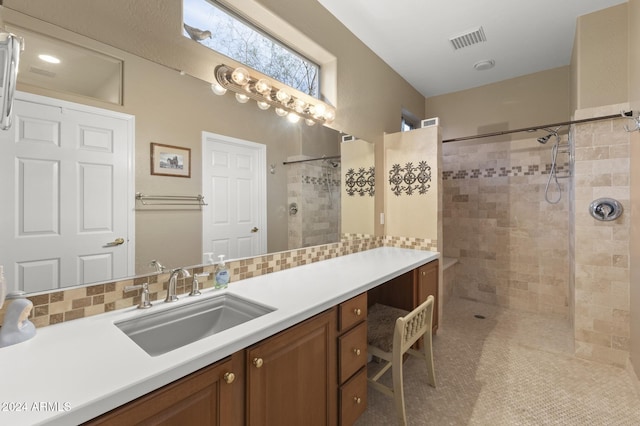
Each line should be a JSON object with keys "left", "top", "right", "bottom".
{"left": 305, "top": 118, "right": 316, "bottom": 126}
{"left": 235, "top": 93, "right": 250, "bottom": 104}
{"left": 211, "top": 82, "right": 227, "bottom": 96}
{"left": 255, "top": 79, "right": 271, "bottom": 94}
{"left": 323, "top": 108, "right": 336, "bottom": 123}
{"left": 275, "top": 107, "right": 287, "bottom": 117}
{"left": 275, "top": 89, "right": 291, "bottom": 104}
{"left": 293, "top": 99, "right": 306, "bottom": 113}
{"left": 286, "top": 112, "right": 301, "bottom": 123}
{"left": 257, "top": 100, "right": 271, "bottom": 110}
{"left": 312, "top": 103, "right": 326, "bottom": 118}
{"left": 231, "top": 67, "right": 250, "bottom": 85}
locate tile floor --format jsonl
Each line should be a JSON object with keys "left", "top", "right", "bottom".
{"left": 355, "top": 298, "right": 640, "bottom": 425}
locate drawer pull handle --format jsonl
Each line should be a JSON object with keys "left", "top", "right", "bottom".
{"left": 353, "top": 348, "right": 361, "bottom": 356}
{"left": 353, "top": 396, "right": 362, "bottom": 404}
{"left": 223, "top": 372, "right": 235, "bottom": 384}
{"left": 253, "top": 357, "right": 264, "bottom": 368}
{"left": 353, "top": 308, "right": 362, "bottom": 316}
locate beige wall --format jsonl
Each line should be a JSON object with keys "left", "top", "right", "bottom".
{"left": 341, "top": 139, "right": 375, "bottom": 235}
{"left": 426, "top": 67, "right": 571, "bottom": 142}
{"left": 571, "top": 3, "right": 629, "bottom": 111}
{"left": 628, "top": 0, "right": 640, "bottom": 378}
{"left": 384, "top": 126, "right": 441, "bottom": 243}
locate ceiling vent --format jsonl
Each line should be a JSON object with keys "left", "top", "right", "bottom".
{"left": 29, "top": 66, "right": 56, "bottom": 78}
{"left": 449, "top": 26, "right": 487, "bottom": 50}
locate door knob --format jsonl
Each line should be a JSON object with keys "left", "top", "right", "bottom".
{"left": 105, "top": 237, "right": 125, "bottom": 246}
{"left": 251, "top": 227, "right": 259, "bottom": 233}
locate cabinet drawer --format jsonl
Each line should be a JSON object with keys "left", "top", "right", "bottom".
{"left": 339, "top": 367, "right": 367, "bottom": 426}
{"left": 338, "top": 321, "right": 367, "bottom": 383}
{"left": 339, "top": 292, "right": 367, "bottom": 333}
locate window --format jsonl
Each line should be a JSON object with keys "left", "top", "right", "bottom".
{"left": 401, "top": 116, "right": 417, "bottom": 132}
{"left": 183, "top": 0, "right": 320, "bottom": 98}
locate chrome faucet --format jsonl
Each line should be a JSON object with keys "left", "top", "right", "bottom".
{"left": 165, "top": 268, "right": 191, "bottom": 303}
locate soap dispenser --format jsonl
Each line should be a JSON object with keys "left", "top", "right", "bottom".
{"left": 214, "top": 255, "right": 230, "bottom": 289}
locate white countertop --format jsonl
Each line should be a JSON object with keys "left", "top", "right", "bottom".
{"left": 0, "top": 247, "right": 438, "bottom": 425}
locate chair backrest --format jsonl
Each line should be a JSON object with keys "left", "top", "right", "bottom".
{"left": 393, "top": 295, "right": 434, "bottom": 354}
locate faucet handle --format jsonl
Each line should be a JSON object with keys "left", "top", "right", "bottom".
{"left": 190, "top": 273, "right": 210, "bottom": 296}
{"left": 124, "top": 282, "right": 153, "bottom": 309}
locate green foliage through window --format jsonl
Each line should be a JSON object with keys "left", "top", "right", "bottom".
{"left": 183, "top": 0, "right": 320, "bottom": 98}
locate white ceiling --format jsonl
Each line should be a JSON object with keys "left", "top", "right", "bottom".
{"left": 317, "top": 0, "right": 627, "bottom": 97}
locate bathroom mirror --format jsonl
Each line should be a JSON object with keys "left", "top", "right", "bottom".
{"left": 1, "top": 6, "right": 349, "bottom": 293}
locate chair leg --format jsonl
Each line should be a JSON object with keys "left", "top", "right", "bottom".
{"left": 423, "top": 332, "right": 436, "bottom": 387}
{"left": 391, "top": 346, "right": 407, "bottom": 426}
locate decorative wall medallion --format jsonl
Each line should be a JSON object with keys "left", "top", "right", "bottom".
{"left": 345, "top": 166, "right": 375, "bottom": 196}
{"left": 389, "top": 161, "right": 431, "bottom": 196}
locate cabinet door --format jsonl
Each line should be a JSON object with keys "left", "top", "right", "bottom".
{"left": 85, "top": 356, "right": 238, "bottom": 426}
{"left": 246, "top": 308, "right": 337, "bottom": 426}
{"left": 418, "top": 260, "right": 439, "bottom": 332}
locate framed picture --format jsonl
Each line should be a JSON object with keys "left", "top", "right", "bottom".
{"left": 150, "top": 142, "right": 191, "bottom": 178}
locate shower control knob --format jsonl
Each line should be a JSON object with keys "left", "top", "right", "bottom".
{"left": 589, "top": 198, "right": 623, "bottom": 221}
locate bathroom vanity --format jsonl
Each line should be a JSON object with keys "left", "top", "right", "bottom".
{"left": 0, "top": 247, "right": 438, "bottom": 425}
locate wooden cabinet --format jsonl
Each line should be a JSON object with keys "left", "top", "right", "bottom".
{"left": 417, "top": 260, "right": 439, "bottom": 332}
{"left": 337, "top": 293, "right": 367, "bottom": 425}
{"left": 85, "top": 259, "right": 437, "bottom": 426}
{"left": 368, "top": 259, "right": 439, "bottom": 334}
{"left": 84, "top": 354, "right": 241, "bottom": 426}
{"left": 245, "top": 308, "right": 337, "bottom": 426}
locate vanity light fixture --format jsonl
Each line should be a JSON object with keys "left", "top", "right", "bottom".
{"left": 213, "top": 64, "right": 335, "bottom": 126}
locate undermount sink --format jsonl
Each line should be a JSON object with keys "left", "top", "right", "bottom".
{"left": 115, "top": 293, "right": 275, "bottom": 356}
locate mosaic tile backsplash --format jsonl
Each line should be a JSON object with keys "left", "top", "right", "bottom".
{"left": 0, "top": 235, "right": 437, "bottom": 329}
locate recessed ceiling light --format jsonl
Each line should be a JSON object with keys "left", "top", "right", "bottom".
{"left": 38, "top": 54, "right": 61, "bottom": 64}
{"left": 473, "top": 59, "right": 495, "bottom": 71}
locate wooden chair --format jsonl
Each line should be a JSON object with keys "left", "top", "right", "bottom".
{"left": 367, "top": 296, "right": 436, "bottom": 426}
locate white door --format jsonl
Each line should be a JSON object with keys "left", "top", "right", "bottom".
{"left": 0, "top": 92, "right": 135, "bottom": 293}
{"left": 202, "top": 132, "right": 266, "bottom": 260}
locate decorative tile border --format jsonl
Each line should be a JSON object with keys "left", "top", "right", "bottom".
{"left": 301, "top": 174, "right": 340, "bottom": 187}
{"left": 442, "top": 163, "right": 570, "bottom": 180}
{"left": 1, "top": 234, "right": 442, "bottom": 329}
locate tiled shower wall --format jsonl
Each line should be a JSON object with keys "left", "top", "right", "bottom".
{"left": 572, "top": 105, "right": 631, "bottom": 367}
{"left": 287, "top": 161, "right": 341, "bottom": 249}
{"left": 442, "top": 137, "right": 571, "bottom": 317}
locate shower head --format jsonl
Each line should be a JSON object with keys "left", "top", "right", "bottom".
{"left": 537, "top": 134, "right": 552, "bottom": 144}
{"left": 324, "top": 159, "right": 340, "bottom": 168}
{"left": 536, "top": 127, "right": 561, "bottom": 144}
